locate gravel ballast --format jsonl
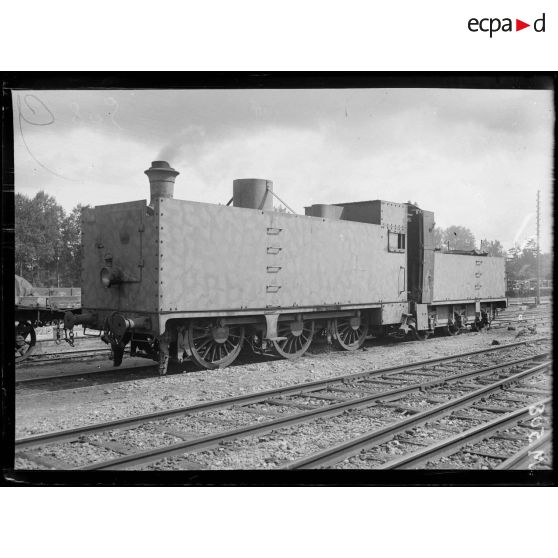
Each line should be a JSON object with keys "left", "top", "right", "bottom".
{"left": 15, "top": 326, "right": 551, "bottom": 470}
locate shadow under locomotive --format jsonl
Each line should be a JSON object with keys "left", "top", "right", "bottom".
{"left": 64, "top": 161, "right": 507, "bottom": 374}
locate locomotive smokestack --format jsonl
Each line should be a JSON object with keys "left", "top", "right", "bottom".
{"left": 145, "top": 161, "right": 179, "bottom": 206}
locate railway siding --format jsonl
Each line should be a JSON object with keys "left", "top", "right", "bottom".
{"left": 15, "top": 340, "right": 551, "bottom": 470}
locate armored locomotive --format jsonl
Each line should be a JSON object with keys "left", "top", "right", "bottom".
{"left": 64, "top": 161, "right": 507, "bottom": 373}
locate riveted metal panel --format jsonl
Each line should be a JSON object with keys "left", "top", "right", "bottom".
{"left": 431, "top": 253, "right": 506, "bottom": 302}
{"left": 381, "top": 302, "right": 408, "bottom": 324}
{"left": 159, "top": 199, "right": 408, "bottom": 313}
{"left": 336, "top": 200, "right": 407, "bottom": 233}
{"left": 337, "top": 200, "right": 382, "bottom": 224}
{"left": 421, "top": 210, "right": 435, "bottom": 303}
{"left": 416, "top": 303, "right": 429, "bottom": 329}
{"left": 159, "top": 200, "right": 268, "bottom": 312}
{"left": 81, "top": 200, "right": 159, "bottom": 316}
{"left": 378, "top": 201, "right": 408, "bottom": 232}
{"left": 304, "top": 204, "right": 343, "bottom": 219}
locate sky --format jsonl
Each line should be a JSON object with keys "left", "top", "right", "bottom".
{"left": 12, "top": 87, "right": 554, "bottom": 253}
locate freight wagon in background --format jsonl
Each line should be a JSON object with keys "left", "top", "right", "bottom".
{"left": 64, "top": 161, "right": 508, "bottom": 374}
{"left": 15, "top": 276, "right": 81, "bottom": 362}
{"left": 506, "top": 278, "right": 552, "bottom": 298}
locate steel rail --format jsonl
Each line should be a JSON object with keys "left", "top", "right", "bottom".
{"left": 491, "top": 318, "right": 550, "bottom": 326}
{"left": 376, "top": 397, "right": 551, "bottom": 469}
{"left": 75, "top": 358, "right": 550, "bottom": 470}
{"left": 15, "top": 342, "right": 549, "bottom": 450}
{"left": 18, "top": 347, "right": 129, "bottom": 368}
{"left": 280, "top": 361, "right": 551, "bottom": 470}
{"left": 16, "top": 362, "right": 157, "bottom": 387}
{"left": 497, "top": 317, "right": 550, "bottom": 323}
{"left": 15, "top": 335, "right": 549, "bottom": 388}
{"left": 23, "top": 347, "right": 115, "bottom": 361}
{"left": 495, "top": 431, "right": 552, "bottom": 470}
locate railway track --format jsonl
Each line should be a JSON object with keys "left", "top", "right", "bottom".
{"left": 491, "top": 317, "right": 551, "bottom": 329}
{"left": 492, "top": 314, "right": 551, "bottom": 322}
{"left": 372, "top": 398, "right": 552, "bottom": 470}
{"left": 15, "top": 347, "right": 281, "bottom": 388}
{"left": 19, "top": 345, "right": 121, "bottom": 366}
{"left": 16, "top": 360, "right": 157, "bottom": 388}
{"left": 496, "top": 431, "right": 552, "bottom": 470}
{"left": 278, "top": 362, "right": 551, "bottom": 469}
{"left": 15, "top": 340, "right": 551, "bottom": 470}
{"left": 501, "top": 299, "right": 550, "bottom": 307}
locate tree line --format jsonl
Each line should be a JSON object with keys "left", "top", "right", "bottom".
{"left": 15, "top": 191, "right": 88, "bottom": 287}
{"left": 14, "top": 191, "right": 551, "bottom": 288}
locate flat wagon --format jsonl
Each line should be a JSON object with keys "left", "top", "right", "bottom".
{"left": 15, "top": 276, "right": 81, "bottom": 362}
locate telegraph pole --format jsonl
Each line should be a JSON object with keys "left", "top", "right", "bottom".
{"left": 535, "top": 190, "right": 541, "bottom": 306}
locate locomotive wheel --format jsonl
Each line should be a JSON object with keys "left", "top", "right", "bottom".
{"left": 272, "top": 319, "right": 314, "bottom": 359}
{"left": 333, "top": 316, "right": 368, "bottom": 350}
{"left": 15, "top": 321, "right": 37, "bottom": 363}
{"left": 187, "top": 321, "right": 245, "bottom": 370}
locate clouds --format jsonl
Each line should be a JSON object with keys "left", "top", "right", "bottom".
{"left": 13, "top": 87, "right": 554, "bottom": 252}
{"left": 14, "top": 124, "right": 155, "bottom": 208}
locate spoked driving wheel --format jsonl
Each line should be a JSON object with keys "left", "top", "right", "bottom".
{"left": 15, "top": 321, "right": 37, "bottom": 363}
{"left": 187, "top": 320, "right": 245, "bottom": 369}
{"left": 272, "top": 319, "right": 314, "bottom": 359}
{"left": 333, "top": 316, "right": 368, "bottom": 350}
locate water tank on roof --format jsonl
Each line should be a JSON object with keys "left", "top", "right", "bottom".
{"left": 233, "top": 179, "right": 273, "bottom": 211}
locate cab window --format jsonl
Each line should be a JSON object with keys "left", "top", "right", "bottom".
{"left": 388, "top": 231, "right": 405, "bottom": 252}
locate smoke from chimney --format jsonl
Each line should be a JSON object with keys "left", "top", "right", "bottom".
{"left": 156, "top": 125, "right": 206, "bottom": 162}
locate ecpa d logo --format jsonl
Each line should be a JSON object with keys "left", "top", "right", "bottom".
{"left": 468, "top": 13, "right": 545, "bottom": 37}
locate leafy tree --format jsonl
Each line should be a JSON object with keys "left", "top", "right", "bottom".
{"left": 15, "top": 193, "right": 39, "bottom": 279}
{"left": 505, "top": 238, "right": 551, "bottom": 285}
{"left": 60, "top": 204, "right": 89, "bottom": 286}
{"left": 432, "top": 226, "right": 443, "bottom": 248}
{"left": 15, "top": 191, "right": 64, "bottom": 286}
{"left": 482, "top": 239, "right": 505, "bottom": 257}
{"left": 506, "top": 244, "right": 522, "bottom": 260}
{"left": 441, "top": 225, "right": 476, "bottom": 251}
{"left": 15, "top": 192, "right": 88, "bottom": 287}
{"left": 433, "top": 225, "right": 476, "bottom": 251}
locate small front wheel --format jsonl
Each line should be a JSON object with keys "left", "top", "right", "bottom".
{"left": 15, "top": 321, "right": 37, "bottom": 363}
